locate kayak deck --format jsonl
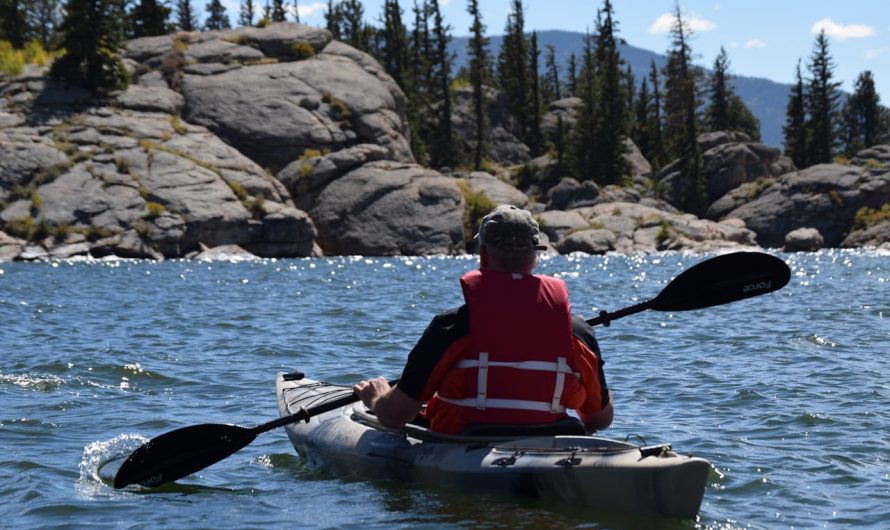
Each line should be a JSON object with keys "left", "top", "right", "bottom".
{"left": 276, "top": 373, "right": 711, "bottom": 518}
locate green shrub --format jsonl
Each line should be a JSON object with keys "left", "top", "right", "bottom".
{"left": 146, "top": 201, "right": 166, "bottom": 218}
{"left": 853, "top": 204, "right": 890, "bottom": 230}
{"left": 228, "top": 181, "right": 248, "bottom": 201}
{"left": 291, "top": 42, "right": 315, "bottom": 60}
{"left": 30, "top": 191, "right": 43, "bottom": 212}
{"left": 256, "top": 17, "right": 270, "bottom": 28}
{"left": 3, "top": 216, "right": 52, "bottom": 241}
{"left": 656, "top": 221, "right": 672, "bottom": 244}
{"left": 0, "top": 40, "right": 25, "bottom": 77}
{"left": 22, "top": 39, "right": 52, "bottom": 66}
{"left": 866, "top": 158, "right": 883, "bottom": 170}
{"left": 84, "top": 224, "right": 114, "bottom": 241}
{"left": 834, "top": 154, "right": 850, "bottom": 165}
{"left": 457, "top": 180, "right": 497, "bottom": 246}
{"left": 249, "top": 196, "right": 265, "bottom": 218}
{"left": 829, "top": 190, "right": 844, "bottom": 207}
{"left": 168, "top": 116, "right": 188, "bottom": 135}
{"left": 115, "top": 156, "right": 132, "bottom": 174}
{"left": 51, "top": 223, "right": 71, "bottom": 242}
{"left": 3, "top": 216, "right": 34, "bottom": 240}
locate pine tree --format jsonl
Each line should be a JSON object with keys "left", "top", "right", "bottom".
{"left": 28, "top": 0, "right": 60, "bottom": 47}
{"left": 239, "top": 0, "right": 255, "bottom": 27}
{"left": 727, "top": 93, "right": 760, "bottom": 141}
{"left": 51, "top": 0, "right": 129, "bottom": 93}
{"left": 497, "top": 0, "right": 529, "bottom": 143}
{"left": 324, "top": 0, "right": 340, "bottom": 38}
{"left": 783, "top": 59, "right": 807, "bottom": 168}
{"left": 340, "top": 0, "right": 369, "bottom": 52}
{"left": 379, "top": 0, "right": 409, "bottom": 88}
{"left": 632, "top": 77, "right": 651, "bottom": 164}
{"left": 427, "top": 0, "right": 455, "bottom": 168}
{"left": 205, "top": 0, "right": 230, "bottom": 29}
{"left": 569, "top": 30, "right": 598, "bottom": 183}
{"left": 405, "top": 0, "right": 432, "bottom": 163}
{"left": 270, "top": 0, "right": 285, "bottom": 22}
{"left": 591, "top": 0, "right": 629, "bottom": 185}
{"left": 662, "top": 3, "right": 705, "bottom": 215}
{"left": 566, "top": 52, "right": 577, "bottom": 97}
{"left": 527, "top": 30, "right": 543, "bottom": 157}
{"left": 130, "top": 0, "right": 172, "bottom": 37}
{"left": 543, "top": 43, "right": 560, "bottom": 103}
{"left": 841, "top": 70, "right": 887, "bottom": 155}
{"left": 705, "top": 46, "right": 731, "bottom": 132}
{"left": 704, "top": 46, "right": 761, "bottom": 140}
{"left": 647, "top": 60, "right": 665, "bottom": 171}
{"left": 176, "top": 0, "right": 198, "bottom": 31}
{"left": 292, "top": 0, "right": 299, "bottom": 23}
{"left": 805, "top": 29, "right": 840, "bottom": 165}
{"left": 1, "top": 0, "right": 30, "bottom": 48}
{"left": 466, "top": 0, "right": 489, "bottom": 170}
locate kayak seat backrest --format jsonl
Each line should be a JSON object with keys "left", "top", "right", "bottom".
{"left": 460, "top": 417, "right": 586, "bottom": 437}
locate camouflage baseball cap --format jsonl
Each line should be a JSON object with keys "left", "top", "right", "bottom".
{"left": 476, "top": 205, "right": 547, "bottom": 251}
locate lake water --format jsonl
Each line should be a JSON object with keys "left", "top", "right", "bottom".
{"left": 1, "top": 250, "right": 888, "bottom": 529}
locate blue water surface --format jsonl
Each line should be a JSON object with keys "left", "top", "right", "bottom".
{"left": 1, "top": 250, "right": 888, "bottom": 529}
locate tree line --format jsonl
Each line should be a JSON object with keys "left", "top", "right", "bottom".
{"left": 2, "top": 0, "right": 888, "bottom": 216}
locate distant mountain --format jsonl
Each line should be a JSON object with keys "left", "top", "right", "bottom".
{"left": 449, "top": 30, "right": 791, "bottom": 149}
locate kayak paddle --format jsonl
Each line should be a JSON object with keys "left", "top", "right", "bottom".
{"left": 113, "top": 375, "right": 397, "bottom": 489}
{"left": 586, "top": 251, "right": 790, "bottom": 326}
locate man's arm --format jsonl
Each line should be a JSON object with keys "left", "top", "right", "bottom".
{"left": 572, "top": 316, "right": 614, "bottom": 432}
{"left": 353, "top": 376, "right": 422, "bottom": 428}
{"left": 578, "top": 395, "right": 614, "bottom": 432}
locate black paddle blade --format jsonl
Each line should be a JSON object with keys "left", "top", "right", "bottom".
{"left": 652, "top": 251, "right": 790, "bottom": 312}
{"left": 113, "top": 423, "right": 256, "bottom": 489}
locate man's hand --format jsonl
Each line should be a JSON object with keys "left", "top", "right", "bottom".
{"left": 353, "top": 376, "right": 422, "bottom": 428}
{"left": 353, "top": 376, "right": 391, "bottom": 411}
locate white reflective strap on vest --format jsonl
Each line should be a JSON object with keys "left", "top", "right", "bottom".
{"left": 476, "top": 352, "right": 489, "bottom": 410}
{"left": 447, "top": 355, "right": 578, "bottom": 413}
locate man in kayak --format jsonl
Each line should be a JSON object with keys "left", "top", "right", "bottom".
{"left": 355, "top": 204, "right": 613, "bottom": 434}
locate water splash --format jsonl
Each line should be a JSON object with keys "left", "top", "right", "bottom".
{"left": 76, "top": 434, "right": 148, "bottom": 496}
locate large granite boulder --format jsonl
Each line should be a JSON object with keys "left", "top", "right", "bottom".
{"left": 556, "top": 202, "right": 758, "bottom": 254}
{"left": 784, "top": 227, "right": 824, "bottom": 252}
{"left": 0, "top": 105, "right": 316, "bottom": 260}
{"left": 841, "top": 220, "right": 890, "bottom": 249}
{"left": 656, "top": 131, "right": 795, "bottom": 214}
{"left": 719, "top": 162, "right": 890, "bottom": 247}
{"left": 461, "top": 172, "right": 530, "bottom": 208}
{"left": 181, "top": 40, "right": 411, "bottom": 174}
{"left": 310, "top": 160, "right": 465, "bottom": 255}
{"left": 122, "top": 24, "right": 411, "bottom": 175}
{"left": 451, "top": 85, "right": 529, "bottom": 166}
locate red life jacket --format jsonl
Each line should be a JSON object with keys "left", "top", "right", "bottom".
{"left": 425, "top": 269, "right": 585, "bottom": 432}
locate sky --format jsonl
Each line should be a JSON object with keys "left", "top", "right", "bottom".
{"left": 220, "top": 0, "right": 890, "bottom": 102}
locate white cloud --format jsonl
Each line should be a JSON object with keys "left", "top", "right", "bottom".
{"left": 810, "top": 18, "right": 877, "bottom": 40}
{"left": 865, "top": 47, "right": 888, "bottom": 60}
{"left": 746, "top": 38, "right": 767, "bottom": 49}
{"left": 297, "top": 2, "right": 327, "bottom": 19}
{"left": 648, "top": 12, "right": 716, "bottom": 34}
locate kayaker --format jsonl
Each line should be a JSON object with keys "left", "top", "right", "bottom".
{"left": 355, "top": 204, "right": 613, "bottom": 434}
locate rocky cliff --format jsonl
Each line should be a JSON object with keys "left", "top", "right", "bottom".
{"left": 1, "top": 23, "right": 888, "bottom": 261}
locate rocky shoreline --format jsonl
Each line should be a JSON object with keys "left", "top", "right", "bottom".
{"left": 2, "top": 23, "right": 889, "bottom": 262}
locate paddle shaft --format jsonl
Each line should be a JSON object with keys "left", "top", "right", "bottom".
{"left": 586, "top": 300, "right": 651, "bottom": 327}
{"left": 251, "top": 381, "right": 398, "bottom": 436}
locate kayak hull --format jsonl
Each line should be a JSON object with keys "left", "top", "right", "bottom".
{"left": 276, "top": 374, "right": 710, "bottom": 518}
